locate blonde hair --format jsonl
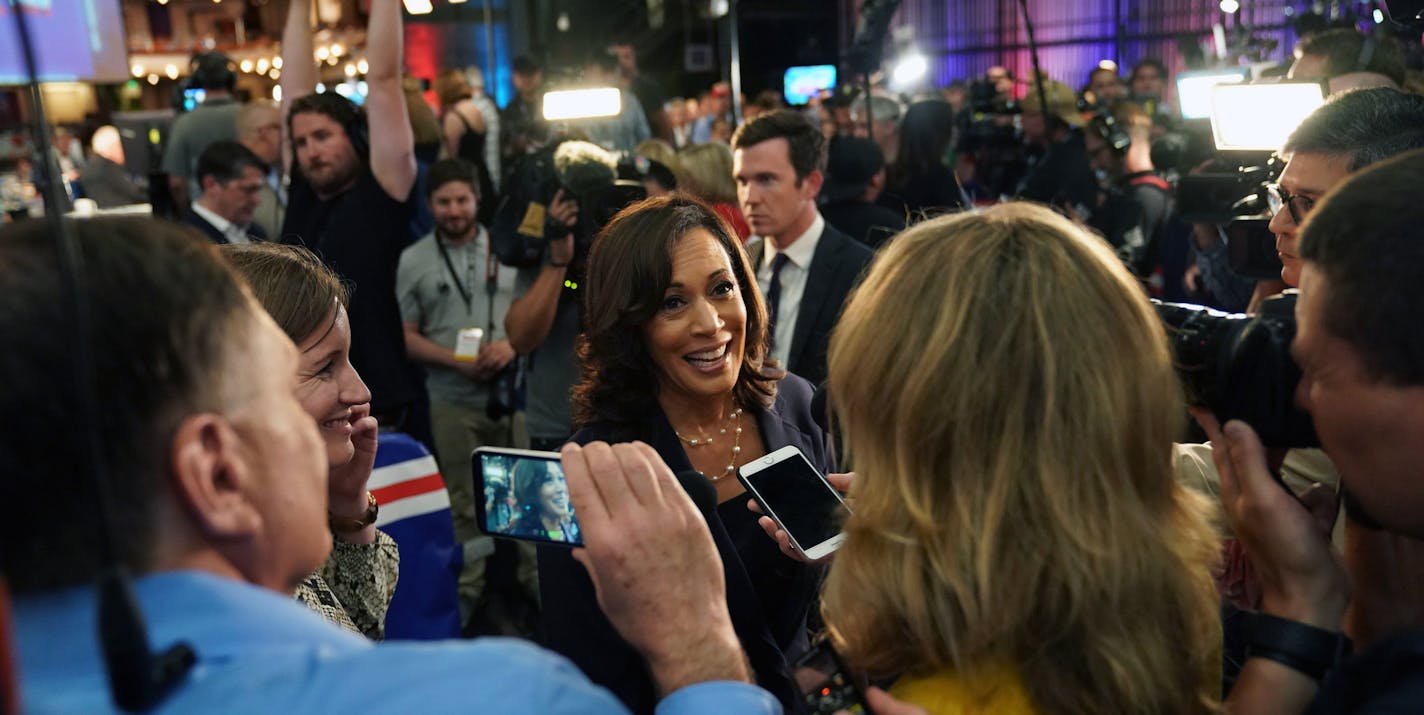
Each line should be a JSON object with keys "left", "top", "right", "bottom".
{"left": 822, "top": 202, "right": 1220, "bottom": 714}
{"left": 677, "top": 142, "right": 737, "bottom": 205}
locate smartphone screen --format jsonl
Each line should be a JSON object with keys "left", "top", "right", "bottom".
{"left": 739, "top": 449, "right": 849, "bottom": 557}
{"left": 790, "top": 642, "right": 872, "bottom": 714}
{"left": 474, "top": 448, "right": 583, "bottom": 546}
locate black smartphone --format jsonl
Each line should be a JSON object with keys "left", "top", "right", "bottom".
{"left": 473, "top": 447, "right": 583, "bottom": 546}
{"left": 790, "top": 641, "right": 875, "bottom": 715}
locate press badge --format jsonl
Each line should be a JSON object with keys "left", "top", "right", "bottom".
{"left": 455, "top": 328, "right": 484, "bottom": 362}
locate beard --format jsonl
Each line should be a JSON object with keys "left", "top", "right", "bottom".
{"left": 437, "top": 214, "right": 476, "bottom": 239}
{"left": 303, "top": 158, "right": 360, "bottom": 198}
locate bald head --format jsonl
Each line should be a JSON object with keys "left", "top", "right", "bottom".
{"left": 236, "top": 101, "right": 283, "bottom": 166}
{"left": 90, "top": 126, "right": 124, "bottom": 165}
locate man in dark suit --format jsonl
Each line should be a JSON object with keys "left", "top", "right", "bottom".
{"left": 78, "top": 126, "right": 146, "bottom": 208}
{"left": 733, "top": 110, "right": 874, "bottom": 387}
{"left": 185, "top": 141, "right": 269, "bottom": 245}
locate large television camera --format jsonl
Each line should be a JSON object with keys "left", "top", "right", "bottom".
{"left": 1154, "top": 292, "right": 1317, "bottom": 447}
{"left": 956, "top": 79, "right": 1025, "bottom": 198}
{"left": 490, "top": 139, "right": 646, "bottom": 304}
{"left": 1172, "top": 78, "right": 1327, "bottom": 281}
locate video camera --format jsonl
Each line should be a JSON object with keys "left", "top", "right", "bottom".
{"left": 1154, "top": 292, "right": 1318, "bottom": 447}
{"left": 956, "top": 79, "right": 1026, "bottom": 198}
{"left": 1173, "top": 78, "right": 1327, "bottom": 280}
{"left": 490, "top": 139, "right": 646, "bottom": 304}
{"left": 958, "top": 78, "right": 1020, "bottom": 151}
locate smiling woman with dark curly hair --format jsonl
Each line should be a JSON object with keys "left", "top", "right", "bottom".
{"left": 538, "top": 194, "right": 833, "bottom": 713}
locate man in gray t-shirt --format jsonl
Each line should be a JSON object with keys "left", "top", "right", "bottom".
{"left": 162, "top": 53, "right": 243, "bottom": 210}
{"left": 505, "top": 189, "right": 581, "bottom": 449}
{"left": 396, "top": 159, "right": 519, "bottom": 627}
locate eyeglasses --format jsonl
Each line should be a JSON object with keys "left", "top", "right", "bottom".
{"left": 1264, "top": 183, "right": 1316, "bottom": 225}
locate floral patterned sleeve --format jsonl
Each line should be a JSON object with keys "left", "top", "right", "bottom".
{"left": 316, "top": 529, "right": 400, "bottom": 640}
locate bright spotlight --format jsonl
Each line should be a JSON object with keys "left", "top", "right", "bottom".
{"left": 1211, "top": 81, "right": 1326, "bottom": 151}
{"left": 891, "top": 53, "right": 928, "bottom": 89}
{"left": 1220, "top": 0, "right": 1240, "bottom": 13}
{"left": 403, "top": 0, "right": 433, "bottom": 14}
{"left": 1176, "top": 67, "right": 1250, "bottom": 120}
{"left": 543, "top": 88, "right": 621, "bottom": 121}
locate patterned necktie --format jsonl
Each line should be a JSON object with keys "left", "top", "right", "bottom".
{"left": 766, "top": 252, "right": 791, "bottom": 345}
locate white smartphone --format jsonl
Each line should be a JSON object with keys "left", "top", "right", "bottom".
{"left": 737, "top": 445, "right": 850, "bottom": 561}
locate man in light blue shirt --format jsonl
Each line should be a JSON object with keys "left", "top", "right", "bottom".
{"left": 0, "top": 217, "right": 778, "bottom": 715}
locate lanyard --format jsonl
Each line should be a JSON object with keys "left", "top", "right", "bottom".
{"left": 435, "top": 229, "right": 499, "bottom": 333}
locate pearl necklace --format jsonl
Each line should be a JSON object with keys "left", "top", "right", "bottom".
{"left": 674, "top": 407, "right": 744, "bottom": 482}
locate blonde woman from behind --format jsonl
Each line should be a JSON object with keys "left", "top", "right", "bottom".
{"left": 823, "top": 202, "right": 1221, "bottom": 714}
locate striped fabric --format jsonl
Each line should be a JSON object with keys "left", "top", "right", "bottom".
{"left": 371, "top": 432, "right": 463, "bottom": 640}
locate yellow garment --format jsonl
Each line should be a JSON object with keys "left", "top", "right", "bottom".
{"left": 890, "top": 664, "right": 1038, "bottom": 715}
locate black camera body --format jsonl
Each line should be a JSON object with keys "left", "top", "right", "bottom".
{"left": 1175, "top": 154, "right": 1287, "bottom": 280}
{"left": 1155, "top": 292, "right": 1319, "bottom": 448}
{"left": 490, "top": 139, "right": 647, "bottom": 303}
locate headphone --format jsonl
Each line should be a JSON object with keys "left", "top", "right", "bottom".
{"left": 188, "top": 52, "right": 236, "bottom": 92}
{"left": 1088, "top": 107, "right": 1132, "bottom": 156}
{"left": 290, "top": 92, "right": 370, "bottom": 160}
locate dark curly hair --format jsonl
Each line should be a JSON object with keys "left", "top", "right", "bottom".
{"left": 572, "top": 194, "right": 780, "bottom": 429}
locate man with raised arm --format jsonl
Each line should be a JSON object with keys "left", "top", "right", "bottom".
{"left": 277, "top": 0, "right": 429, "bottom": 442}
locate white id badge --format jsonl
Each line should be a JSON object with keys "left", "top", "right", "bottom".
{"left": 455, "top": 328, "right": 484, "bottom": 361}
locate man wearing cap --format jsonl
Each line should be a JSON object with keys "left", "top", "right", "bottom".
{"left": 820, "top": 137, "right": 906, "bottom": 250}
{"left": 1015, "top": 78, "right": 1098, "bottom": 213}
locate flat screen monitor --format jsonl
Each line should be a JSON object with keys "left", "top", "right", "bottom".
{"left": 783, "top": 65, "right": 837, "bottom": 106}
{"left": 0, "top": 0, "right": 129, "bottom": 84}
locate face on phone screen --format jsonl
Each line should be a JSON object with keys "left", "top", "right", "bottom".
{"left": 477, "top": 451, "right": 583, "bottom": 545}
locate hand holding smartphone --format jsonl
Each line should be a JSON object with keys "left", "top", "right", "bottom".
{"left": 474, "top": 447, "right": 583, "bottom": 546}
{"left": 737, "top": 446, "right": 851, "bottom": 561}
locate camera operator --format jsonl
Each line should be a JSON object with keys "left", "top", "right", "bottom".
{"left": 1180, "top": 88, "right": 1424, "bottom": 484}
{"left": 499, "top": 137, "right": 640, "bottom": 450}
{"left": 1174, "top": 89, "right": 1424, "bottom": 666}
{"left": 1083, "top": 102, "right": 1171, "bottom": 284}
{"left": 1201, "top": 148, "right": 1424, "bottom": 714}
{"left": 1015, "top": 79, "right": 1098, "bottom": 215}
